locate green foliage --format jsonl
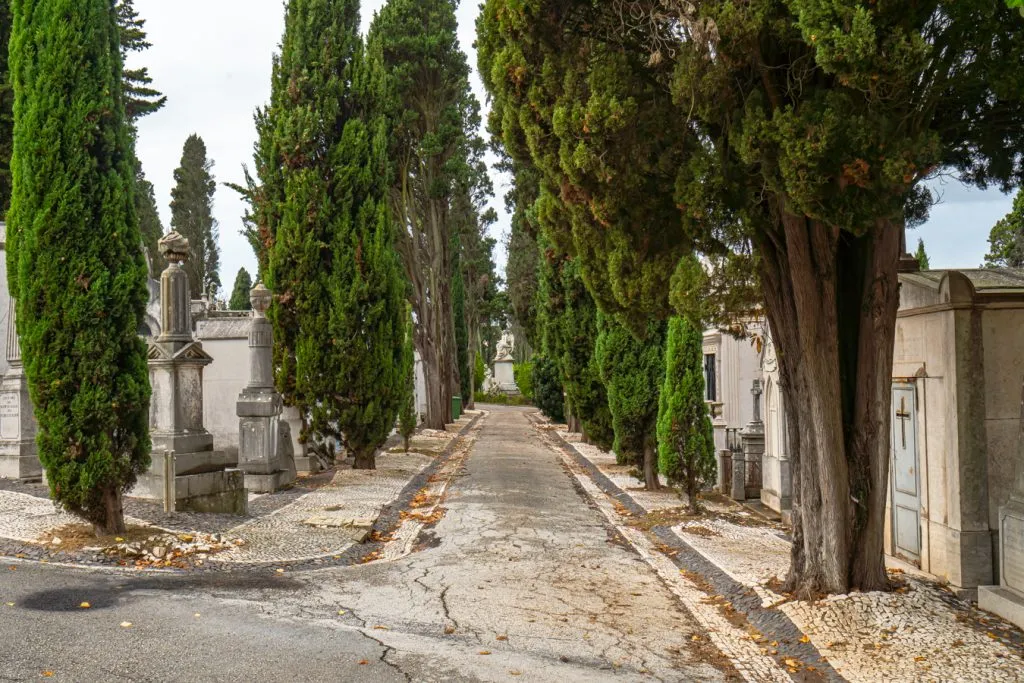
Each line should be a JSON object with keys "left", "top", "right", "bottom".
{"left": 657, "top": 317, "right": 716, "bottom": 512}
{"left": 595, "top": 316, "right": 666, "bottom": 470}
{"left": 513, "top": 361, "right": 534, "bottom": 400}
{"left": 984, "top": 189, "right": 1024, "bottom": 268}
{"left": 0, "top": 0, "right": 11, "bottom": 217}
{"left": 116, "top": 0, "right": 166, "bottom": 122}
{"left": 8, "top": 0, "right": 151, "bottom": 532}
{"left": 474, "top": 390, "right": 531, "bottom": 406}
{"left": 453, "top": 237, "right": 470, "bottom": 399}
{"left": 474, "top": 353, "right": 486, "bottom": 392}
{"left": 229, "top": 267, "right": 253, "bottom": 311}
{"left": 368, "top": 0, "right": 480, "bottom": 428}
{"left": 532, "top": 356, "right": 565, "bottom": 423}
{"left": 252, "top": 0, "right": 405, "bottom": 469}
{"left": 135, "top": 164, "right": 164, "bottom": 275}
{"left": 914, "top": 238, "right": 930, "bottom": 271}
{"left": 399, "top": 311, "right": 417, "bottom": 452}
{"left": 170, "top": 134, "right": 220, "bottom": 299}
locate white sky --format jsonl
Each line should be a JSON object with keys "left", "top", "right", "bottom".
{"left": 131, "top": 1, "right": 1014, "bottom": 296}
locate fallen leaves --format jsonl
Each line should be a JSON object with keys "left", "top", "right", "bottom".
{"left": 120, "top": 622, "right": 133, "bottom": 629}
{"left": 496, "top": 635, "right": 508, "bottom": 641}
{"left": 79, "top": 602, "right": 91, "bottom": 609}
{"left": 478, "top": 650, "right": 492, "bottom": 656}
{"left": 358, "top": 660, "right": 369, "bottom": 666}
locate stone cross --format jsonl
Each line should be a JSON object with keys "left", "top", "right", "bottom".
{"left": 751, "top": 379, "right": 763, "bottom": 424}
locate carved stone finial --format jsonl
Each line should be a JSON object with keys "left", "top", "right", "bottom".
{"left": 158, "top": 232, "right": 190, "bottom": 265}
{"left": 250, "top": 283, "right": 271, "bottom": 316}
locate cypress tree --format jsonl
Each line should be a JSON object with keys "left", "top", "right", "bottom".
{"left": 0, "top": 0, "right": 12, "bottom": 216}
{"left": 170, "top": 134, "right": 220, "bottom": 299}
{"left": 135, "top": 164, "right": 164, "bottom": 275}
{"left": 596, "top": 316, "right": 666, "bottom": 491}
{"left": 914, "top": 238, "right": 931, "bottom": 271}
{"left": 657, "top": 316, "right": 716, "bottom": 513}
{"left": 453, "top": 236, "right": 470, "bottom": 401}
{"left": 532, "top": 356, "right": 564, "bottom": 423}
{"left": 8, "top": 0, "right": 151, "bottom": 534}
{"left": 229, "top": 267, "right": 253, "bottom": 311}
{"left": 399, "top": 309, "right": 417, "bottom": 452}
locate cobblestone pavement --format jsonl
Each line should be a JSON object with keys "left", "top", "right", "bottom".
{"left": 554, "top": 424, "right": 1024, "bottom": 683}
{"left": 0, "top": 418, "right": 476, "bottom": 567}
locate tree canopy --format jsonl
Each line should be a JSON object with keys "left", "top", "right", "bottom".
{"left": 984, "top": 189, "right": 1024, "bottom": 268}
{"left": 170, "top": 134, "right": 220, "bottom": 299}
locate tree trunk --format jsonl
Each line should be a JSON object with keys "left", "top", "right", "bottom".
{"left": 642, "top": 435, "right": 661, "bottom": 491}
{"left": 686, "top": 475, "right": 700, "bottom": 515}
{"left": 758, "top": 209, "right": 900, "bottom": 597}
{"left": 353, "top": 448, "right": 378, "bottom": 471}
{"left": 95, "top": 487, "right": 127, "bottom": 537}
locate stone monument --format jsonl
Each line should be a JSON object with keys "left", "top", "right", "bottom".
{"left": 979, "top": 381, "right": 1024, "bottom": 628}
{"left": 133, "top": 232, "right": 247, "bottom": 514}
{"left": 741, "top": 380, "right": 765, "bottom": 500}
{"left": 491, "top": 330, "right": 519, "bottom": 394}
{"left": 0, "top": 300, "right": 40, "bottom": 481}
{"left": 236, "top": 283, "right": 295, "bottom": 493}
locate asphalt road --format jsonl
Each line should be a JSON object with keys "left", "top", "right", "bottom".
{"left": 0, "top": 406, "right": 727, "bottom": 682}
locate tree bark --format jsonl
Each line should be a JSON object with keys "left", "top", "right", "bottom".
{"left": 642, "top": 435, "right": 661, "bottom": 491}
{"left": 353, "top": 448, "right": 378, "bottom": 471}
{"left": 758, "top": 208, "right": 899, "bottom": 597}
{"left": 96, "top": 488, "right": 127, "bottom": 537}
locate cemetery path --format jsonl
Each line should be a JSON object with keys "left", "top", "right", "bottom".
{"left": 0, "top": 406, "right": 735, "bottom": 682}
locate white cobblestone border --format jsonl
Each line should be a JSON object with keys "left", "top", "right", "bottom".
{"left": 537, "top": 427, "right": 793, "bottom": 682}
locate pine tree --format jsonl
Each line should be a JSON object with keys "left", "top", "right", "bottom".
{"left": 8, "top": 0, "right": 151, "bottom": 535}
{"left": 116, "top": 0, "right": 166, "bottom": 122}
{"left": 170, "top": 134, "right": 220, "bottom": 299}
{"left": 229, "top": 268, "right": 253, "bottom": 311}
{"left": 984, "top": 189, "right": 1024, "bottom": 268}
{"left": 596, "top": 316, "right": 666, "bottom": 491}
{"left": 657, "top": 317, "right": 716, "bottom": 514}
{"left": 914, "top": 238, "right": 931, "bottom": 271}
{"left": 0, "top": 0, "right": 12, "bottom": 217}
{"left": 135, "top": 164, "right": 164, "bottom": 275}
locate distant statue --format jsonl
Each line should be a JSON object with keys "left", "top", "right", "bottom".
{"left": 495, "top": 330, "right": 514, "bottom": 361}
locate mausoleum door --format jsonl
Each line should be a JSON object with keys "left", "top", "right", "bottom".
{"left": 891, "top": 383, "right": 922, "bottom": 565}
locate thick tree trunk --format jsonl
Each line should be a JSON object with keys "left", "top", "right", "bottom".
{"left": 642, "top": 435, "right": 661, "bottom": 491}
{"left": 686, "top": 476, "right": 700, "bottom": 515}
{"left": 95, "top": 488, "right": 127, "bottom": 537}
{"left": 758, "top": 210, "right": 900, "bottom": 597}
{"left": 353, "top": 448, "right": 377, "bottom": 471}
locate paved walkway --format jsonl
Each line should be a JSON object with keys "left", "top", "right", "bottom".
{"left": 0, "top": 406, "right": 733, "bottom": 682}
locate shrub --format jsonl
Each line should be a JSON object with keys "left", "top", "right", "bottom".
{"left": 513, "top": 361, "right": 534, "bottom": 399}
{"left": 533, "top": 356, "right": 565, "bottom": 422}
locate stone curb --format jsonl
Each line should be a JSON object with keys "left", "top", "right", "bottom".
{"left": 0, "top": 412, "right": 485, "bottom": 575}
{"left": 532, "top": 414, "right": 843, "bottom": 682}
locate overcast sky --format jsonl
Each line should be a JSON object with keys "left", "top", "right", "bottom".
{"left": 132, "top": 1, "right": 1015, "bottom": 296}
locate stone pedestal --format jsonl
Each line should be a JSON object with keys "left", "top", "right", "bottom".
{"left": 716, "top": 449, "right": 732, "bottom": 495}
{"left": 133, "top": 232, "right": 246, "bottom": 514}
{"left": 236, "top": 284, "right": 295, "bottom": 493}
{"left": 0, "top": 302, "right": 41, "bottom": 482}
{"left": 731, "top": 447, "right": 746, "bottom": 502}
{"left": 493, "top": 358, "right": 518, "bottom": 394}
{"left": 283, "top": 405, "right": 319, "bottom": 475}
{"left": 740, "top": 380, "right": 764, "bottom": 500}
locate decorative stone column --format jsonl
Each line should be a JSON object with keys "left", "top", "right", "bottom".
{"left": 979, "top": 381, "right": 1024, "bottom": 628}
{"left": 236, "top": 283, "right": 295, "bottom": 493}
{"left": 133, "top": 232, "right": 247, "bottom": 514}
{"left": 741, "top": 380, "right": 765, "bottom": 500}
{"left": 0, "top": 299, "right": 40, "bottom": 482}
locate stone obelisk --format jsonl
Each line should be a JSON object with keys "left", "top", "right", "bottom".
{"left": 132, "top": 232, "right": 247, "bottom": 514}
{"left": 236, "top": 283, "right": 295, "bottom": 492}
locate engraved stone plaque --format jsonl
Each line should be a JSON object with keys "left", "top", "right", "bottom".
{"left": 0, "top": 392, "right": 19, "bottom": 418}
{"left": 1003, "top": 513, "right": 1024, "bottom": 592}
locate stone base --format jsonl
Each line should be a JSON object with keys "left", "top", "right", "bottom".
{"left": 294, "top": 455, "right": 322, "bottom": 476}
{"left": 979, "top": 586, "right": 1024, "bottom": 629}
{"left": 0, "top": 451, "right": 42, "bottom": 482}
{"left": 244, "top": 469, "right": 295, "bottom": 494}
{"left": 132, "top": 457, "right": 248, "bottom": 515}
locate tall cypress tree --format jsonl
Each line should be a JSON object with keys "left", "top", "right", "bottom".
{"left": 657, "top": 316, "right": 715, "bottom": 513}
{"left": 9, "top": 0, "right": 151, "bottom": 534}
{"left": 135, "top": 164, "right": 164, "bottom": 275}
{"left": 170, "top": 134, "right": 220, "bottom": 299}
{"left": 984, "top": 189, "right": 1024, "bottom": 268}
{"left": 0, "top": 0, "right": 12, "bottom": 217}
{"left": 229, "top": 267, "right": 253, "bottom": 311}
{"left": 452, "top": 235, "right": 470, "bottom": 401}
{"left": 596, "top": 316, "right": 666, "bottom": 491}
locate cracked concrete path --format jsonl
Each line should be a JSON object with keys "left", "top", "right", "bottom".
{"left": 0, "top": 406, "right": 732, "bottom": 682}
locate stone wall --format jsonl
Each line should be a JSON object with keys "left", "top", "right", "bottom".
{"left": 195, "top": 315, "right": 250, "bottom": 458}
